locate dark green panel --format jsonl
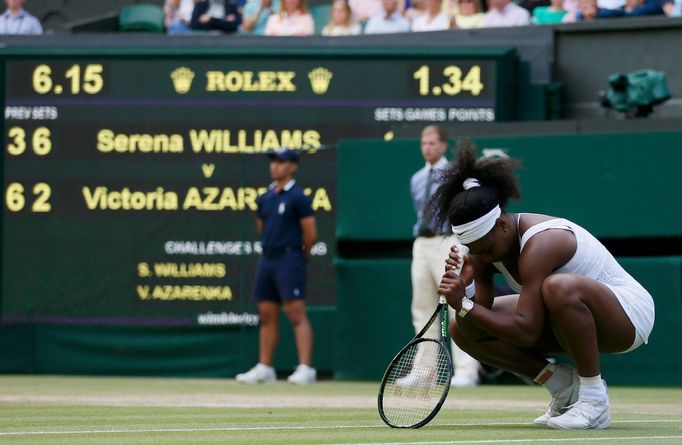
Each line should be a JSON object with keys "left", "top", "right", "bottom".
{"left": 34, "top": 324, "right": 245, "bottom": 376}
{"left": 474, "top": 132, "right": 682, "bottom": 239}
{"left": 336, "top": 139, "right": 426, "bottom": 241}
{"left": 0, "top": 324, "right": 32, "bottom": 373}
{"left": 0, "top": 308, "right": 334, "bottom": 376}
{"left": 337, "top": 132, "right": 682, "bottom": 240}
{"left": 334, "top": 258, "right": 413, "bottom": 380}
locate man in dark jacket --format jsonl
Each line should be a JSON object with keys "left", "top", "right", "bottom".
{"left": 191, "top": 0, "right": 241, "bottom": 33}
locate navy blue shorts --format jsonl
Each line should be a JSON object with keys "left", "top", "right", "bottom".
{"left": 253, "top": 252, "right": 307, "bottom": 303}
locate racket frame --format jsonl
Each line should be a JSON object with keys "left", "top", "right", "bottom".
{"left": 377, "top": 296, "right": 454, "bottom": 428}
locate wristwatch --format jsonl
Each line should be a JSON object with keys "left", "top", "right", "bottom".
{"left": 458, "top": 297, "right": 474, "bottom": 318}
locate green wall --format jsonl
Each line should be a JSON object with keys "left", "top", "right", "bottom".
{"left": 337, "top": 132, "right": 682, "bottom": 240}
{"left": 0, "top": 308, "right": 334, "bottom": 376}
{"left": 337, "top": 139, "right": 423, "bottom": 241}
{"left": 334, "top": 259, "right": 413, "bottom": 381}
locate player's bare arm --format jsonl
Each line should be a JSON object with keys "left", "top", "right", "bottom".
{"left": 300, "top": 215, "right": 317, "bottom": 258}
{"left": 439, "top": 230, "right": 575, "bottom": 348}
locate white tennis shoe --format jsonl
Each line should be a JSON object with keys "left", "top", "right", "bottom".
{"left": 235, "top": 363, "right": 276, "bottom": 384}
{"left": 287, "top": 364, "right": 317, "bottom": 385}
{"left": 395, "top": 370, "right": 436, "bottom": 389}
{"left": 450, "top": 372, "right": 479, "bottom": 388}
{"left": 547, "top": 382, "right": 611, "bottom": 430}
{"left": 533, "top": 365, "right": 580, "bottom": 426}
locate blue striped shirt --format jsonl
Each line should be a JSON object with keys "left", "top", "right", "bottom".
{"left": 0, "top": 10, "right": 43, "bottom": 35}
{"left": 410, "top": 157, "right": 450, "bottom": 237}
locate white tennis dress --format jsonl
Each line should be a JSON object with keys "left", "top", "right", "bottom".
{"left": 493, "top": 214, "right": 655, "bottom": 352}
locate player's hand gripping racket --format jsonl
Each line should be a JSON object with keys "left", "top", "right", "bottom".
{"left": 377, "top": 295, "right": 453, "bottom": 428}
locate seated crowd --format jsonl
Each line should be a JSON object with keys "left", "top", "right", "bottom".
{"left": 164, "top": 0, "right": 681, "bottom": 36}
{"left": 0, "top": 0, "right": 680, "bottom": 36}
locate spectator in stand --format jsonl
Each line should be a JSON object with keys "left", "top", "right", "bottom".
{"left": 165, "top": 0, "right": 196, "bottom": 34}
{"left": 533, "top": 0, "right": 568, "bottom": 22}
{"left": 622, "top": 0, "right": 665, "bottom": 15}
{"left": 242, "top": 0, "right": 280, "bottom": 34}
{"left": 322, "top": 0, "right": 362, "bottom": 35}
{"left": 480, "top": 0, "right": 531, "bottom": 26}
{"left": 519, "top": 0, "right": 550, "bottom": 14}
{"left": 0, "top": 0, "right": 42, "bottom": 35}
{"left": 559, "top": 0, "right": 579, "bottom": 21}
{"left": 574, "top": 0, "right": 662, "bottom": 19}
{"left": 364, "top": 0, "right": 411, "bottom": 33}
{"left": 575, "top": 0, "right": 622, "bottom": 20}
{"left": 191, "top": 0, "right": 241, "bottom": 33}
{"left": 441, "top": 0, "right": 458, "bottom": 19}
{"left": 597, "top": 0, "right": 624, "bottom": 9}
{"left": 452, "top": 0, "right": 485, "bottom": 28}
{"left": 405, "top": 0, "right": 427, "bottom": 21}
{"left": 663, "top": 0, "right": 681, "bottom": 15}
{"left": 349, "top": 0, "right": 384, "bottom": 21}
{"left": 564, "top": 0, "right": 662, "bottom": 22}
{"left": 265, "top": 0, "right": 314, "bottom": 35}
{"left": 412, "top": 0, "right": 451, "bottom": 30}
{"left": 576, "top": 0, "right": 600, "bottom": 20}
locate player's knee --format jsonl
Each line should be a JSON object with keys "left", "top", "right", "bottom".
{"left": 541, "top": 274, "right": 580, "bottom": 312}
{"left": 259, "top": 311, "right": 278, "bottom": 325}
{"left": 284, "top": 305, "right": 307, "bottom": 325}
{"left": 287, "top": 313, "right": 304, "bottom": 326}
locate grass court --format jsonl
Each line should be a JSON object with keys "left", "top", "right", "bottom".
{"left": 0, "top": 376, "right": 680, "bottom": 444}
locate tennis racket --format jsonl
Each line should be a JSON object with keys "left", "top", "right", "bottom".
{"left": 378, "top": 295, "right": 453, "bottom": 428}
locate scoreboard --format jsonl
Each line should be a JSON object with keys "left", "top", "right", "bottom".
{"left": 1, "top": 46, "right": 517, "bottom": 326}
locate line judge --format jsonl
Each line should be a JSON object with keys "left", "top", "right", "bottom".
{"left": 236, "top": 147, "right": 318, "bottom": 385}
{"left": 400, "top": 125, "right": 481, "bottom": 388}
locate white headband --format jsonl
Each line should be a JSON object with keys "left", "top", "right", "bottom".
{"left": 463, "top": 178, "right": 480, "bottom": 190}
{"left": 451, "top": 205, "right": 501, "bottom": 244}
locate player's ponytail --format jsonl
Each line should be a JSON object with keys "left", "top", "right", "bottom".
{"left": 431, "top": 140, "right": 521, "bottom": 229}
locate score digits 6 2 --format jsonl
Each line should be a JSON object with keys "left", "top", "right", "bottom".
{"left": 32, "top": 64, "right": 104, "bottom": 95}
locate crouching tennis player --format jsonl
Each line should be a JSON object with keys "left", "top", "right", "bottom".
{"left": 433, "top": 141, "right": 655, "bottom": 430}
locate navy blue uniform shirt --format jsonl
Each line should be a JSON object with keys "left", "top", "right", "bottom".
{"left": 256, "top": 180, "right": 313, "bottom": 256}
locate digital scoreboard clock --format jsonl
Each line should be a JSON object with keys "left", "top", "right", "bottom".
{"left": 1, "top": 46, "right": 516, "bottom": 325}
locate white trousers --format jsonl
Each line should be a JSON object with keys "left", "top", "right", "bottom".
{"left": 411, "top": 235, "right": 479, "bottom": 379}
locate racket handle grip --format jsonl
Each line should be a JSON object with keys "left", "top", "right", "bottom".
{"left": 453, "top": 244, "right": 469, "bottom": 275}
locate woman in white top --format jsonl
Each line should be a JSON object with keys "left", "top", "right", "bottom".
{"left": 411, "top": 0, "right": 451, "bottom": 31}
{"left": 452, "top": 0, "right": 485, "bottom": 28}
{"left": 322, "top": 0, "right": 362, "bottom": 36}
{"left": 434, "top": 141, "right": 654, "bottom": 430}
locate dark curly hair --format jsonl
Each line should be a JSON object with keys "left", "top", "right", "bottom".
{"left": 430, "top": 139, "right": 522, "bottom": 229}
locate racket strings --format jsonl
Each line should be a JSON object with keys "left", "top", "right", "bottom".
{"left": 381, "top": 340, "right": 451, "bottom": 427}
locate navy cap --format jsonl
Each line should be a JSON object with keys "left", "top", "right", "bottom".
{"left": 267, "top": 147, "right": 300, "bottom": 164}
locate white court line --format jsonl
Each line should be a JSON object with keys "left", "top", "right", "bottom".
{"left": 0, "top": 419, "right": 679, "bottom": 436}
{"left": 331, "top": 437, "right": 682, "bottom": 445}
